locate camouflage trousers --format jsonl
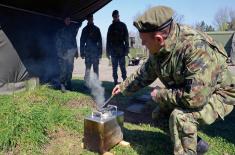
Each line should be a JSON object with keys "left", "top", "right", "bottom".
{"left": 155, "top": 94, "right": 233, "bottom": 155}
{"left": 111, "top": 56, "right": 127, "bottom": 82}
{"left": 58, "top": 56, "right": 74, "bottom": 85}
{"left": 84, "top": 56, "right": 99, "bottom": 81}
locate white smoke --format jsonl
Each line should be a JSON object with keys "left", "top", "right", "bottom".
{"left": 85, "top": 72, "right": 105, "bottom": 108}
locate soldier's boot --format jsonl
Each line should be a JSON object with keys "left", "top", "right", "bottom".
{"left": 197, "top": 137, "right": 209, "bottom": 155}
{"left": 114, "top": 79, "right": 118, "bottom": 86}
{"left": 60, "top": 84, "right": 67, "bottom": 93}
{"left": 66, "top": 80, "right": 72, "bottom": 91}
{"left": 122, "top": 75, "right": 127, "bottom": 81}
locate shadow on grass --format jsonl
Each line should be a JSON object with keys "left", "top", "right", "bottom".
{"left": 103, "top": 81, "right": 235, "bottom": 145}
{"left": 70, "top": 79, "right": 90, "bottom": 95}
{"left": 123, "top": 127, "right": 172, "bottom": 155}
{"left": 69, "top": 79, "right": 235, "bottom": 153}
{"left": 71, "top": 79, "right": 173, "bottom": 153}
{"left": 68, "top": 79, "right": 116, "bottom": 99}
{"left": 68, "top": 79, "right": 128, "bottom": 108}
{"left": 199, "top": 109, "right": 235, "bottom": 144}
{"left": 102, "top": 82, "right": 170, "bottom": 132}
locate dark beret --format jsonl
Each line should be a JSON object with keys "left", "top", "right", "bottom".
{"left": 133, "top": 6, "right": 174, "bottom": 32}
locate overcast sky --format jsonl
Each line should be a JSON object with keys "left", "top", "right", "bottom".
{"left": 76, "top": 0, "right": 235, "bottom": 44}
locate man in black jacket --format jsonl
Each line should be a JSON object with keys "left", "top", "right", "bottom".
{"left": 106, "top": 10, "right": 129, "bottom": 85}
{"left": 80, "top": 14, "right": 102, "bottom": 81}
{"left": 56, "top": 17, "right": 79, "bottom": 92}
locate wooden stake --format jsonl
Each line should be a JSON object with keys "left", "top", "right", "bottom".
{"left": 103, "top": 152, "right": 114, "bottom": 155}
{"left": 119, "top": 140, "right": 130, "bottom": 147}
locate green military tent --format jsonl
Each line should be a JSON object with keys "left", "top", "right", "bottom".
{"left": 207, "top": 31, "right": 235, "bottom": 64}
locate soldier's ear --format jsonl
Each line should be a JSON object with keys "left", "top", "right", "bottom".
{"left": 155, "top": 34, "right": 164, "bottom": 46}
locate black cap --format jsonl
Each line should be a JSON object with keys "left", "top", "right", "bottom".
{"left": 112, "top": 10, "right": 119, "bottom": 17}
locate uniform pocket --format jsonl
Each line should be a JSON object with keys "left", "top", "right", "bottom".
{"left": 197, "top": 96, "right": 219, "bottom": 125}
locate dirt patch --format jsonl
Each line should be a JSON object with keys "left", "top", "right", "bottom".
{"left": 43, "top": 128, "right": 83, "bottom": 155}
{"left": 4, "top": 145, "right": 20, "bottom": 155}
{"left": 65, "top": 97, "right": 96, "bottom": 109}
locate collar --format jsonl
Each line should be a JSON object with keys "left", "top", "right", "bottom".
{"left": 154, "top": 23, "right": 179, "bottom": 66}
{"left": 87, "top": 22, "right": 94, "bottom": 26}
{"left": 112, "top": 19, "right": 120, "bottom": 23}
{"left": 157, "top": 22, "right": 179, "bottom": 55}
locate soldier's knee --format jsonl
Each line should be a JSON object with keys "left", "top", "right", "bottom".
{"left": 170, "top": 108, "right": 184, "bottom": 121}
{"left": 169, "top": 109, "right": 184, "bottom": 130}
{"left": 169, "top": 108, "right": 197, "bottom": 130}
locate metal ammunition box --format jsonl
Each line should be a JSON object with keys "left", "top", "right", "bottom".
{"left": 84, "top": 105, "right": 124, "bottom": 153}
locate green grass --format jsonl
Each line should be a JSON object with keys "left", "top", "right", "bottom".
{"left": 0, "top": 83, "right": 90, "bottom": 154}
{"left": 128, "top": 48, "right": 147, "bottom": 59}
{"left": 0, "top": 79, "right": 235, "bottom": 154}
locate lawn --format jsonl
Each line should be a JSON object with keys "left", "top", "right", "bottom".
{"left": 0, "top": 79, "right": 234, "bottom": 155}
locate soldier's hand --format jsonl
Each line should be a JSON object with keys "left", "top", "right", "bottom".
{"left": 151, "top": 89, "right": 158, "bottom": 98}
{"left": 151, "top": 86, "right": 161, "bottom": 100}
{"left": 112, "top": 84, "right": 121, "bottom": 95}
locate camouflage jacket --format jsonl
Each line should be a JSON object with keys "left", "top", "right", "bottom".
{"left": 80, "top": 23, "right": 102, "bottom": 58}
{"left": 56, "top": 24, "right": 78, "bottom": 58}
{"left": 56, "top": 24, "right": 78, "bottom": 50}
{"left": 120, "top": 23, "right": 235, "bottom": 109}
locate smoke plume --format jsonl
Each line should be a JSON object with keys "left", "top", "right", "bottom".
{"left": 85, "top": 72, "right": 105, "bottom": 108}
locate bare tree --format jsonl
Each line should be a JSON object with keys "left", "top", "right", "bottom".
{"left": 195, "top": 21, "right": 215, "bottom": 32}
{"left": 228, "top": 9, "right": 235, "bottom": 30}
{"left": 229, "top": 20, "right": 235, "bottom": 30}
{"left": 173, "top": 12, "right": 184, "bottom": 24}
{"left": 214, "top": 7, "right": 235, "bottom": 31}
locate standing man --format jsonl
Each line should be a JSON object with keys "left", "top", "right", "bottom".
{"left": 107, "top": 10, "right": 129, "bottom": 85}
{"left": 112, "top": 6, "right": 235, "bottom": 155}
{"left": 56, "top": 17, "right": 79, "bottom": 93}
{"left": 80, "top": 14, "right": 102, "bottom": 81}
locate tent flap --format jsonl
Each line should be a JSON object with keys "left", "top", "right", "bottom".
{"left": 0, "top": 0, "right": 111, "bottom": 21}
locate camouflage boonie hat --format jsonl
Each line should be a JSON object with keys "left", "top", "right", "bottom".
{"left": 133, "top": 5, "right": 174, "bottom": 32}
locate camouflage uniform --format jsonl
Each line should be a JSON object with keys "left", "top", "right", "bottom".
{"left": 106, "top": 18, "right": 129, "bottom": 84}
{"left": 120, "top": 7, "right": 235, "bottom": 155}
{"left": 56, "top": 24, "right": 78, "bottom": 89}
{"left": 80, "top": 22, "right": 102, "bottom": 80}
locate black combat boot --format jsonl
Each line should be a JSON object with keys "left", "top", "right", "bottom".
{"left": 114, "top": 80, "right": 118, "bottom": 86}
{"left": 66, "top": 80, "right": 72, "bottom": 91}
{"left": 122, "top": 76, "right": 127, "bottom": 81}
{"left": 60, "top": 83, "right": 67, "bottom": 93}
{"left": 197, "top": 137, "right": 209, "bottom": 155}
